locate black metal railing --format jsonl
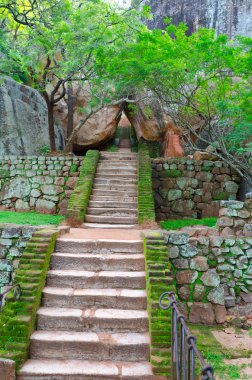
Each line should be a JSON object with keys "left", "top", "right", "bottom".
{"left": 159, "top": 291, "right": 215, "bottom": 380}
{"left": 0, "top": 284, "right": 21, "bottom": 311}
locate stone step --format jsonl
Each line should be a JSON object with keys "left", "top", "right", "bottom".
{"left": 100, "top": 157, "right": 137, "bottom": 162}
{"left": 92, "top": 190, "right": 137, "bottom": 197}
{"left": 37, "top": 307, "right": 149, "bottom": 332}
{"left": 85, "top": 215, "right": 138, "bottom": 224}
{"left": 100, "top": 152, "right": 137, "bottom": 157}
{"left": 82, "top": 223, "right": 138, "bottom": 229}
{"left": 94, "top": 178, "right": 137, "bottom": 185}
{"left": 56, "top": 239, "right": 143, "bottom": 253}
{"left": 97, "top": 163, "right": 137, "bottom": 168}
{"left": 89, "top": 201, "right": 138, "bottom": 209}
{"left": 42, "top": 287, "right": 147, "bottom": 310}
{"left": 93, "top": 186, "right": 137, "bottom": 193}
{"left": 46, "top": 270, "right": 146, "bottom": 289}
{"left": 96, "top": 170, "right": 137, "bottom": 177}
{"left": 29, "top": 331, "right": 150, "bottom": 361}
{"left": 87, "top": 208, "right": 137, "bottom": 217}
{"left": 51, "top": 253, "right": 145, "bottom": 271}
{"left": 90, "top": 195, "right": 138, "bottom": 202}
{"left": 18, "top": 359, "right": 164, "bottom": 380}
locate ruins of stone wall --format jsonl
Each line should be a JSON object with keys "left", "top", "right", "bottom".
{"left": 152, "top": 158, "right": 241, "bottom": 220}
{"left": 164, "top": 194, "right": 252, "bottom": 324}
{"left": 0, "top": 156, "right": 83, "bottom": 214}
{"left": 0, "top": 224, "right": 46, "bottom": 291}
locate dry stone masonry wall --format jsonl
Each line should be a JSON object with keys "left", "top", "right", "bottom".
{"left": 0, "top": 156, "right": 83, "bottom": 214}
{"left": 152, "top": 158, "right": 241, "bottom": 220}
{"left": 164, "top": 194, "right": 252, "bottom": 324}
{"left": 0, "top": 224, "right": 47, "bottom": 292}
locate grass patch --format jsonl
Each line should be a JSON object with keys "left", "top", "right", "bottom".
{"left": 160, "top": 217, "right": 217, "bottom": 230}
{"left": 0, "top": 211, "right": 64, "bottom": 226}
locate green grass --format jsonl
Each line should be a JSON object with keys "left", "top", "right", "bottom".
{"left": 0, "top": 211, "right": 64, "bottom": 226}
{"left": 160, "top": 217, "right": 217, "bottom": 230}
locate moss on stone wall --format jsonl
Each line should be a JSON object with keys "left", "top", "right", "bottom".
{"left": 0, "top": 228, "right": 58, "bottom": 369}
{"left": 66, "top": 150, "right": 99, "bottom": 226}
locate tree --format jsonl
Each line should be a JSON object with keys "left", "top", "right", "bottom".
{"left": 0, "top": 0, "right": 147, "bottom": 151}
{"left": 103, "top": 24, "right": 252, "bottom": 184}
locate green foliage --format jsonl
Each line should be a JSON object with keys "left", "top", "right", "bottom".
{"left": 164, "top": 169, "right": 182, "bottom": 178}
{"left": 66, "top": 150, "right": 99, "bottom": 226}
{"left": 212, "top": 192, "right": 230, "bottom": 201}
{"left": 0, "top": 211, "right": 64, "bottom": 225}
{"left": 39, "top": 146, "right": 50, "bottom": 155}
{"left": 160, "top": 218, "right": 217, "bottom": 230}
{"left": 138, "top": 141, "right": 156, "bottom": 223}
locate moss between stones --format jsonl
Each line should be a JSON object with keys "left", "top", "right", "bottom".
{"left": 0, "top": 228, "right": 58, "bottom": 369}
{"left": 144, "top": 232, "right": 175, "bottom": 377}
{"left": 66, "top": 150, "right": 99, "bottom": 226}
{"left": 164, "top": 169, "right": 182, "bottom": 178}
{"left": 213, "top": 191, "right": 230, "bottom": 201}
{"left": 138, "top": 142, "right": 156, "bottom": 224}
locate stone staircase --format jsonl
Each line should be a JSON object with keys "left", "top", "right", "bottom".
{"left": 84, "top": 149, "right": 138, "bottom": 228}
{"left": 18, "top": 236, "right": 165, "bottom": 380}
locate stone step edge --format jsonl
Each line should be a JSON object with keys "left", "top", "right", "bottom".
{"left": 18, "top": 359, "right": 160, "bottom": 378}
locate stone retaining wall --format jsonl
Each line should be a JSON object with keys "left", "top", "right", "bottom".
{"left": 163, "top": 194, "right": 252, "bottom": 324}
{"left": 0, "top": 224, "right": 47, "bottom": 292}
{"left": 151, "top": 158, "right": 241, "bottom": 220}
{"left": 0, "top": 156, "right": 83, "bottom": 214}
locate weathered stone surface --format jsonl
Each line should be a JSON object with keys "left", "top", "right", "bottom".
{"left": 180, "top": 244, "right": 198, "bottom": 258}
{"left": 244, "top": 224, "right": 252, "bottom": 237}
{"left": 35, "top": 199, "right": 56, "bottom": 214}
{"left": 178, "top": 285, "right": 191, "bottom": 301}
{"left": 168, "top": 245, "right": 179, "bottom": 258}
{"left": 220, "top": 200, "right": 244, "bottom": 209}
{"left": 193, "top": 284, "right": 205, "bottom": 301}
{"left": 189, "top": 303, "right": 215, "bottom": 324}
{"left": 217, "top": 217, "right": 234, "bottom": 227}
{"left": 145, "top": 0, "right": 252, "bottom": 39}
{"left": 0, "top": 77, "right": 52, "bottom": 156}
{"left": 225, "top": 181, "right": 239, "bottom": 193}
{"left": 201, "top": 269, "right": 220, "bottom": 287}
{"left": 230, "top": 246, "right": 244, "bottom": 256}
{"left": 168, "top": 189, "right": 182, "bottom": 201}
{"left": 176, "top": 270, "right": 198, "bottom": 284}
{"left": 168, "top": 233, "right": 189, "bottom": 245}
{"left": 15, "top": 199, "right": 29, "bottom": 211}
{"left": 0, "top": 359, "right": 16, "bottom": 380}
{"left": 190, "top": 256, "right": 208, "bottom": 271}
{"left": 172, "top": 258, "right": 189, "bottom": 269}
{"left": 214, "top": 305, "right": 227, "bottom": 324}
{"left": 0, "top": 177, "right": 30, "bottom": 200}
{"left": 207, "top": 287, "right": 225, "bottom": 305}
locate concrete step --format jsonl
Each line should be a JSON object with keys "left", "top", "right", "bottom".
{"left": 46, "top": 270, "right": 146, "bottom": 289}
{"left": 89, "top": 201, "right": 138, "bottom": 209}
{"left": 92, "top": 190, "right": 137, "bottom": 197}
{"left": 18, "top": 359, "right": 164, "bottom": 380}
{"left": 56, "top": 239, "right": 143, "bottom": 253}
{"left": 85, "top": 215, "right": 138, "bottom": 224}
{"left": 51, "top": 253, "right": 145, "bottom": 271}
{"left": 87, "top": 208, "right": 137, "bottom": 217}
{"left": 37, "top": 307, "right": 149, "bottom": 332}
{"left": 42, "top": 287, "right": 147, "bottom": 310}
{"left": 30, "top": 331, "right": 150, "bottom": 361}
{"left": 90, "top": 195, "right": 137, "bottom": 202}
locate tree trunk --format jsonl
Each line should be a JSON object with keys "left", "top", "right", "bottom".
{"left": 65, "top": 83, "right": 74, "bottom": 152}
{"left": 42, "top": 91, "right": 56, "bottom": 152}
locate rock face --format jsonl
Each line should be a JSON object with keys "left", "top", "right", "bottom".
{"left": 0, "top": 77, "right": 51, "bottom": 156}
{"left": 124, "top": 97, "right": 179, "bottom": 141}
{"left": 54, "top": 85, "right": 122, "bottom": 149}
{"left": 144, "top": 0, "right": 252, "bottom": 38}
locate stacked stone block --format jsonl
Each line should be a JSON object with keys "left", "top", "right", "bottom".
{"left": 0, "top": 156, "right": 83, "bottom": 214}
{"left": 152, "top": 158, "right": 241, "bottom": 220}
{"left": 165, "top": 230, "right": 252, "bottom": 324}
{"left": 218, "top": 193, "right": 252, "bottom": 237}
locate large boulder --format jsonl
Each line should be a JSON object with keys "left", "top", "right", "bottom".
{"left": 54, "top": 84, "right": 122, "bottom": 149}
{"left": 0, "top": 77, "right": 52, "bottom": 156}
{"left": 124, "top": 97, "right": 179, "bottom": 141}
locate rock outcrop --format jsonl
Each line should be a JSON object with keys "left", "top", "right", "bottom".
{"left": 0, "top": 77, "right": 51, "bottom": 156}
{"left": 124, "top": 97, "right": 179, "bottom": 141}
{"left": 144, "top": 0, "right": 252, "bottom": 38}
{"left": 54, "top": 85, "right": 122, "bottom": 149}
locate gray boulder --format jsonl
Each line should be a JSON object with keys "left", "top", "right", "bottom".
{"left": 0, "top": 77, "right": 51, "bottom": 156}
